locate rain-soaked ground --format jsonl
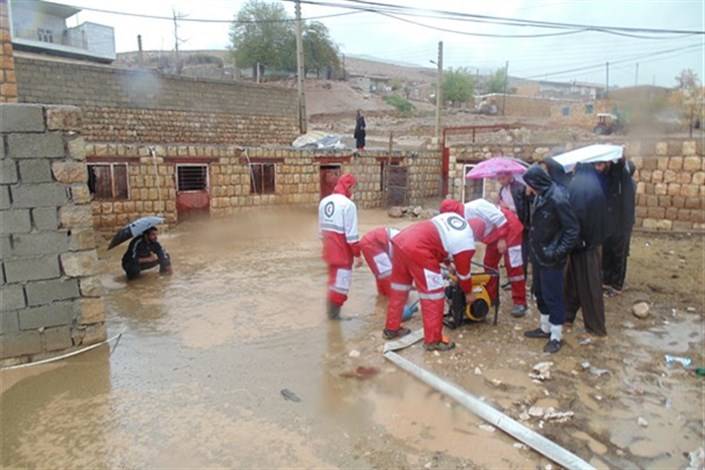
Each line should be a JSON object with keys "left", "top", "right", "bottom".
{"left": 1, "top": 208, "right": 704, "bottom": 469}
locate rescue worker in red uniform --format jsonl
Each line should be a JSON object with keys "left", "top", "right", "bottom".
{"left": 383, "top": 200, "right": 476, "bottom": 351}
{"left": 464, "top": 199, "right": 528, "bottom": 317}
{"left": 318, "top": 174, "right": 362, "bottom": 319}
{"left": 359, "top": 227, "right": 400, "bottom": 297}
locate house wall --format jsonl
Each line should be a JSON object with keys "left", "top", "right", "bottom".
{"left": 86, "top": 144, "right": 441, "bottom": 230}
{"left": 14, "top": 55, "right": 300, "bottom": 146}
{"left": 0, "top": 0, "right": 17, "bottom": 103}
{"left": 1, "top": 104, "right": 107, "bottom": 364}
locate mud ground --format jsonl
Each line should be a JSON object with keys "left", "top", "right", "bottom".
{"left": 1, "top": 208, "right": 703, "bottom": 469}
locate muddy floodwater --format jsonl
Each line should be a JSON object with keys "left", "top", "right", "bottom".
{"left": 2, "top": 208, "right": 704, "bottom": 469}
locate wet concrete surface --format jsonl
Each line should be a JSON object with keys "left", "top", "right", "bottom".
{"left": 1, "top": 208, "right": 704, "bottom": 469}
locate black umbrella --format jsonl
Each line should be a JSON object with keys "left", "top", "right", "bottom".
{"left": 108, "top": 216, "right": 164, "bottom": 250}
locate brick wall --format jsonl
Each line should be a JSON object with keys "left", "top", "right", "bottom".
{"left": 14, "top": 55, "right": 299, "bottom": 145}
{"left": 1, "top": 104, "right": 107, "bottom": 364}
{"left": 0, "top": 0, "right": 17, "bottom": 103}
{"left": 85, "top": 144, "right": 441, "bottom": 230}
{"left": 448, "top": 139, "right": 705, "bottom": 232}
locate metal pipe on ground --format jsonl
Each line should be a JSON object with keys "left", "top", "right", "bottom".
{"left": 383, "top": 338, "right": 595, "bottom": 470}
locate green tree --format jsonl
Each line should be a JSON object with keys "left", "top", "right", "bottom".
{"left": 442, "top": 68, "right": 475, "bottom": 106}
{"left": 487, "top": 67, "right": 507, "bottom": 94}
{"left": 303, "top": 21, "right": 340, "bottom": 78}
{"left": 229, "top": 1, "right": 294, "bottom": 76}
{"left": 230, "top": 1, "right": 339, "bottom": 78}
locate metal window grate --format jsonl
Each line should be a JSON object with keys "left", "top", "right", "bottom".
{"left": 177, "top": 165, "right": 208, "bottom": 191}
{"left": 462, "top": 165, "right": 485, "bottom": 202}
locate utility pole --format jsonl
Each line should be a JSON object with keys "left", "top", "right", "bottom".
{"left": 295, "top": 0, "right": 307, "bottom": 134}
{"left": 137, "top": 34, "right": 144, "bottom": 67}
{"left": 605, "top": 61, "right": 609, "bottom": 98}
{"left": 634, "top": 62, "right": 639, "bottom": 87}
{"left": 172, "top": 9, "right": 181, "bottom": 74}
{"left": 502, "top": 60, "right": 509, "bottom": 116}
{"left": 434, "top": 41, "right": 443, "bottom": 145}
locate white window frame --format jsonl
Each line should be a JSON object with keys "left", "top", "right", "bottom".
{"left": 461, "top": 164, "right": 486, "bottom": 203}
{"left": 176, "top": 164, "right": 210, "bottom": 193}
{"left": 87, "top": 162, "right": 130, "bottom": 200}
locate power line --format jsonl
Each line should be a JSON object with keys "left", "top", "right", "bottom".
{"left": 324, "top": 0, "right": 705, "bottom": 36}
{"left": 66, "top": 4, "right": 363, "bottom": 23}
{"left": 521, "top": 42, "right": 703, "bottom": 79}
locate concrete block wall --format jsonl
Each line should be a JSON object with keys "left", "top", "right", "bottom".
{"left": 0, "top": 0, "right": 17, "bottom": 103}
{"left": 0, "top": 103, "right": 106, "bottom": 364}
{"left": 448, "top": 139, "right": 705, "bottom": 232}
{"left": 14, "top": 56, "right": 299, "bottom": 146}
{"left": 86, "top": 144, "right": 442, "bottom": 230}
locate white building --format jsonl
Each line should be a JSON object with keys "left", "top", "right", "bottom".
{"left": 9, "top": 0, "right": 115, "bottom": 63}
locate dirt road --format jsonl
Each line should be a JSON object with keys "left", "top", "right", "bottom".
{"left": 1, "top": 208, "right": 703, "bottom": 468}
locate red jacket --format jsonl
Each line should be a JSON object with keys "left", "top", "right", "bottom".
{"left": 468, "top": 207, "right": 523, "bottom": 245}
{"left": 319, "top": 174, "right": 360, "bottom": 266}
{"left": 393, "top": 212, "right": 476, "bottom": 293}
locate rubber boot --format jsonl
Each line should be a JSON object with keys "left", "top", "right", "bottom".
{"left": 327, "top": 301, "right": 341, "bottom": 320}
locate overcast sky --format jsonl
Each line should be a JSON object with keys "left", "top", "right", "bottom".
{"left": 20, "top": 0, "right": 705, "bottom": 87}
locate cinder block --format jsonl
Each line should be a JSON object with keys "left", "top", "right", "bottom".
{"left": 0, "top": 310, "right": 20, "bottom": 335}
{"left": 32, "top": 207, "right": 59, "bottom": 230}
{"left": 42, "top": 326, "right": 73, "bottom": 352}
{"left": 10, "top": 231, "right": 70, "bottom": 256}
{"left": 18, "top": 300, "right": 78, "bottom": 330}
{"left": 7, "top": 133, "right": 65, "bottom": 159}
{"left": 0, "top": 331, "right": 42, "bottom": 359}
{"left": 0, "top": 104, "right": 45, "bottom": 133}
{"left": 0, "top": 284, "right": 26, "bottom": 312}
{"left": 4, "top": 255, "right": 60, "bottom": 282}
{"left": 0, "top": 209, "right": 32, "bottom": 234}
{"left": 18, "top": 159, "right": 52, "bottom": 183}
{"left": 0, "top": 160, "right": 17, "bottom": 184}
{"left": 10, "top": 183, "right": 67, "bottom": 208}
{"left": 60, "top": 251, "right": 99, "bottom": 277}
{"left": 59, "top": 204, "right": 92, "bottom": 228}
{"left": 25, "top": 278, "right": 79, "bottom": 307}
{"left": 0, "top": 186, "right": 10, "bottom": 210}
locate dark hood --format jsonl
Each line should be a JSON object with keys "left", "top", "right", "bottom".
{"left": 568, "top": 163, "right": 608, "bottom": 249}
{"left": 523, "top": 164, "right": 553, "bottom": 194}
{"left": 543, "top": 157, "right": 571, "bottom": 187}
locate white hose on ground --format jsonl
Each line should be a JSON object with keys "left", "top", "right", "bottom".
{"left": 0, "top": 331, "right": 124, "bottom": 371}
{"left": 384, "top": 350, "right": 595, "bottom": 470}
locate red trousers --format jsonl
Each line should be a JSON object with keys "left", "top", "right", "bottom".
{"left": 360, "top": 242, "right": 392, "bottom": 297}
{"left": 327, "top": 264, "right": 353, "bottom": 306}
{"left": 385, "top": 248, "right": 446, "bottom": 344}
{"left": 484, "top": 233, "right": 526, "bottom": 306}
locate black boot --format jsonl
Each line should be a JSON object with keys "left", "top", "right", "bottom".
{"left": 327, "top": 301, "right": 341, "bottom": 320}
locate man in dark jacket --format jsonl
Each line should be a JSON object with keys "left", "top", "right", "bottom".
{"left": 122, "top": 227, "right": 172, "bottom": 280}
{"left": 523, "top": 164, "right": 579, "bottom": 353}
{"left": 602, "top": 159, "right": 636, "bottom": 294}
{"left": 565, "top": 163, "right": 608, "bottom": 336}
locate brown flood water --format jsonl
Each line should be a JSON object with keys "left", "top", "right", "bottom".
{"left": 1, "top": 208, "right": 703, "bottom": 469}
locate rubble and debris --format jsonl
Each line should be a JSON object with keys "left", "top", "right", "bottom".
{"left": 280, "top": 388, "right": 301, "bottom": 402}
{"left": 528, "top": 406, "right": 545, "bottom": 418}
{"left": 348, "top": 350, "right": 361, "bottom": 358}
{"left": 340, "top": 366, "right": 380, "bottom": 380}
{"left": 292, "top": 131, "right": 345, "bottom": 150}
{"left": 529, "top": 362, "right": 554, "bottom": 381}
{"left": 686, "top": 447, "right": 704, "bottom": 470}
{"left": 686, "top": 307, "right": 696, "bottom": 313}
{"left": 543, "top": 408, "right": 575, "bottom": 422}
{"left": 632, "top": 302, "right": 650, "bottom": 319}
{"left": 474, "top": 367, "right": 482, "bottom": 375}
{"left": 637, "top": 417, "right": 649, "bottom": 427}
{"left": 388, "top": 206, "right": 404, "bottom": 218}
{"left": 478, "top": 424, "right": 496, "bottom": 432}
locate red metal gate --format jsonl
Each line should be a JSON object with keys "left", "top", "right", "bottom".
{"left": 176, "top": 164, "right": 210, "bottom": 218}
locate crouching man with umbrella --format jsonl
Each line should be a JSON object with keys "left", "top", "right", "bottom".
{"left": 108, "top": 216, "right": 172, "bottom": 280}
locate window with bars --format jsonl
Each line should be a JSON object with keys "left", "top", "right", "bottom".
{"left": 37, "top": 28, "right": 54, "bottom": 43}
{"left": 87, "top": 163, "right": 129, "bottom": 200}
{"left": 176, "top": 165, "right": 209, "bottom": 191}
{"left": 249, "top": 163, "right": 276, "bottom": 195}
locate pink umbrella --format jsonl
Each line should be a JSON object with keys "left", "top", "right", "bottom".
{"left": 465, "top": 157, "right": 528, "bottom": 180}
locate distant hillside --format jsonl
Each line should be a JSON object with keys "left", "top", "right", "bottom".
{"left": 345, "top": 55, "right": 436, "bottom": 83}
